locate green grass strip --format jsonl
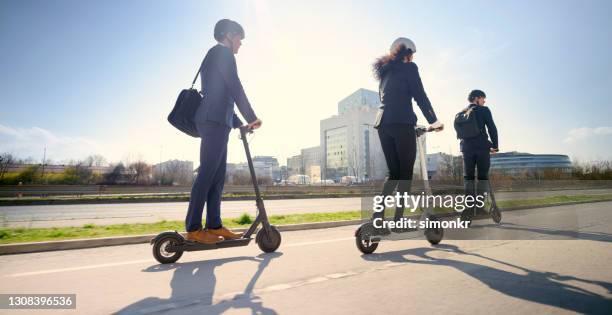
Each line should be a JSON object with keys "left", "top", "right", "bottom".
{"left": 1, "top": 194, "right": 611, "bottom": 244}
{"left": 0, "top": 211, "right": 362, "bottom": 244}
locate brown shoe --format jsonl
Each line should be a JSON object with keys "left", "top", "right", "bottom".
{"left": 208, "top": 226, "right": 242, "bottom": 240}
{"left": 186, "top": 229, "right": 223, "bottom": 244}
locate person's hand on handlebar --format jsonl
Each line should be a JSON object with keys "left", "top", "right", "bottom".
{"left": 428, "top": 120, "right": 444, "bottom": 132}
{"left": 247, "top": 119, "right": 262, "bottom": 130}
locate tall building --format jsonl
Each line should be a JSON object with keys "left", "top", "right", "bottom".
{"left": 226, "top": 156, "right": 281, "bottom": 184}
{"left": 426, "top": 153, "right": 446, "bottom": 179}
{"left": 286, "top": 155, "right": 303, "bottom": 176}
{"left": 253, "top": 156, "right": 281, "bottom": 182}
{"left": 301, "top": 146, "right": 322, "bottom": 181}
{"left": 338, "top": 88, "right": 382, "bottom": 114}
{"left": 321, "top": 89, "right": 388, "bottom": 182}
{"left": 320, "top": 88, "right": 432, "bottom": 181}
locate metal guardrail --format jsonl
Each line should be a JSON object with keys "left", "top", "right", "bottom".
{"left": 1, "top": 180, "right": 611, "bottom": 198}
{"left": 0, "top": 184, "right": 380, "bottom": 197}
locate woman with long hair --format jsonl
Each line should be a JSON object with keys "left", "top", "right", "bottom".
{"left": 372, "top": 37, "right": 443, "bottom": 227}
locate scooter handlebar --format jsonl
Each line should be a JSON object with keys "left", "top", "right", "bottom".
{"left": 240, "top": 125, "right": 254, "bottom": 134}
{"left": 415, "top": 126, "right": 441, "bottom": 132}
{"left": 415, "top": 126, "right": 442, "bottom": 137}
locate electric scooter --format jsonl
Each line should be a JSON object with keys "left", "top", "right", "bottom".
{"left": 151, "top": 126, "right": 281, "bottom": 264}
{"left": 459, "top": 178, "right": 502, "bottom": 225}
{"left": 488, "top": 181, "right": 502, "bottom": 223}
{"left": 355, "top": 126, "right": 444, "bottom": 254}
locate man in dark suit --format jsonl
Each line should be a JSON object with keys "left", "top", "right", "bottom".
{"left": 459, "top": 89, "right": 499, "bottom": 223}
{"left": 185, "top": 19, "right": 262, "bottom": 244}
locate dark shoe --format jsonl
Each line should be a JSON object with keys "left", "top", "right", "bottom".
{"left": 186, "top": 230, "right": 223, "bottom": 244}
{"left": 208, "top": 226, "right": 242, "bottom": 240}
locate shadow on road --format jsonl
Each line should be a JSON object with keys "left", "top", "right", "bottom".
{"left": 114, "top": 252, "right": 282, "bottom": 314}
{"left": 471, "top": 222, "right": 612, "bottom": 242}
{"left": 362, "top": 244, "right": 612, "bottom": 314}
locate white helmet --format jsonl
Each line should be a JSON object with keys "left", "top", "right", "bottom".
{"left": 390, "top": 37, "right": 416, "bottom": 53}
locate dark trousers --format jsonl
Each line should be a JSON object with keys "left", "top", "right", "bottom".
{"left": 463, "top": 149, "right": 490, "bottom": 181}
{"left": 376, "top": 124, "right": 416, "bottom": 221}
{"left": 185, "top": 122, "right": 230, "bottom": 232}
{"left": 463, "top": 149, "right": 491, "bottom": 213}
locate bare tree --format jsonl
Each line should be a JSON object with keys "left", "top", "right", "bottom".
{"left": 573, "top": 160, "right": 612, "bottom": 180}
{"left": 0, "top": 153, "right": 14, "bottom": 180}
{"left": 84, "top": 154, "right": 107, "bottom": 167}
{"left": 104, "top": 163, "right": 126, "bottom": 184}
{"left": 431, "top": 153, "right": 463, "bottom": 181}
{"left": 63, "top": 162, "right": 94, "bottom": 184}
{"left": 129, "top": 161, "right": 152, "bottom": 185}
{"left": 21, "top": 156, "right": 37, "bottom": 164}
{"left": 347, "top": 145, "right": 359, "bottom": 179}
{"left": 231, "top": 170, "right": 252, "bottom": 185}
{"left": 153, "top": 160, "right": 193, "bottom": 185}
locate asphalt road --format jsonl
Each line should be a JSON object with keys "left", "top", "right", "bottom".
{"left": 0, "top": 188, "right": 611, "bottom": 228}
{"left": 0, "top": 201, "right": 611, "bottom": 314}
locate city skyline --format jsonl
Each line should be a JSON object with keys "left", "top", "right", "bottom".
{"left": 1, "top": 0, "right": 611, "bottom": 167}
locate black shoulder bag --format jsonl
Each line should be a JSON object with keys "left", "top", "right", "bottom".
{"left": 167, "top": 63, "right": 203, "bottom": 138}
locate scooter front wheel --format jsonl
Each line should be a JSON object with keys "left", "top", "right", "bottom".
{"left": 153, "top": 234, "right": 184, "bottom": 264}
{"left": 256, "top": 225, "right": 281, "bottom": 253}
{"left": 424, "top": 217, "right": 444, "bottom": 245}
{"left": 355, "top": 222, "right": 379, "bottom": 254}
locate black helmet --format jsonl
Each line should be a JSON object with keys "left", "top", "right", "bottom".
{"left": 214, "top": 19, "right": 244, "bottom": 41}
{"left": 468, "top": 89, "right": 486, "bottom": 102}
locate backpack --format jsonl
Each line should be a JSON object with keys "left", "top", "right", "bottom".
{"left": 453, "top": 106, "right": 482, "bottom": 139}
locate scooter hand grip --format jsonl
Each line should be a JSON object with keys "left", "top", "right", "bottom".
{"left": 240, "top": 126, "right": 254, "bottom": 134}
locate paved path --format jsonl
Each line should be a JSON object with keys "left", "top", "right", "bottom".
{"left": 0, "top": 201, "right": 611, "bottom": 314}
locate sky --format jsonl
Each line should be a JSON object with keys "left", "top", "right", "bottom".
{"left": 1, "top": 0, "right": 611, "bottom": 167}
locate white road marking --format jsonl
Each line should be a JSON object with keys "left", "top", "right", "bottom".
{"left": 3, "top": 236, "right": 356, "bottom": 278}
{"left": 5, "top": 259, "right": 152, "bottom": 277}
{"left": 283, "top": 237, "right": 354, "bottom": 248}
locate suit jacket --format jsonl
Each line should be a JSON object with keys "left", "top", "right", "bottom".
{"left": 379, "top": 62, "right": 437, "bottom": 125}
{"left": 194, "top": 44, "right": 258, "bottom": 128}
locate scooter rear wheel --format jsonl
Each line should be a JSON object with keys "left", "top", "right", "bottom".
{"left": 153, "top": 234, "right": 184, "bottom": 264}
{"left": 256, "top": 225, "right": 281, "bottom": 253}
{"left": 355, "top": 223, "right": 379, "bottom": 254}
{"left": 424, "top": 217, "right": 444, "bottom": 245}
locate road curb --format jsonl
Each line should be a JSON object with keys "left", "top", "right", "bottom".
{"left": 0, "top": 219, "right": 366, "bottom": 255}
{"left": 1, "top": 199, "right": 610, "bottom": 255}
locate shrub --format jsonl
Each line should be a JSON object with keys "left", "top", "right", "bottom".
{"left": 0, "top": 172, "right": 19, "bottom": 185}
{"left": 62, "top": 165, "right": 93, "bottom": 184}
{"left": 236, "top": 213, "right": 253, "bottom": 225}
{"left": 17, "top": 165, "right": 41, "bottom": 184}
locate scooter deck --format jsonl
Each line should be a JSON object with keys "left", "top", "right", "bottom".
{"left": 169, "top": 238, "right": 253, "bottom": 252}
